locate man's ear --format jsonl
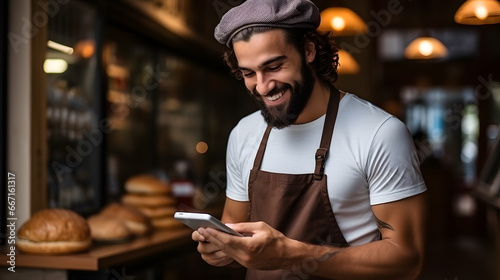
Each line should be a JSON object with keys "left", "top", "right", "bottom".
{"left": 304, "top": 41, "right": 316, "bottom": 63}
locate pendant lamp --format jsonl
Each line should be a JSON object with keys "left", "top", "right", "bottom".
{"left": 319, "top": 7, "right": 366, "bottom": 36}
{"left": 338, "top": 50, "right": 360, "bottom": 74}
{"left": 404, "top": 36, "right": 448, "bottom": 60}
{"left": 455, "top": 0, "right": 500, "bottom": 25}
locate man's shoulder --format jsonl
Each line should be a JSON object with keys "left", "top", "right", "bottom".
{"left": 340, "top": 93, "right": 406, "bottom": 129}
{"left": 229, "top": 110, "right": 267, "bottom": 142}
{"left": 341, "top": 93, "right": 393, "bottom": 122}
{"left": 233, "top": 110, "right": 267, "bottom": 131}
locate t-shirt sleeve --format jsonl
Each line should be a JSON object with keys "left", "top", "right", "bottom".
{"left": 225, "top": 126, "right": 250, "bottom": 201}
{"left": 366, "top": 117, "right": 427, "bottom": 205}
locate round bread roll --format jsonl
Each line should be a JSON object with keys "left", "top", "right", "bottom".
{"left": 125, "top": 175, "right": 171, "bottom": 195}
{"left": 122, "top": 193, "right": 177, "bottom": 208}
{"left": 136, "top": 206, "right": 177, "bottom": 218}
{"left": 17, "top": 208, "right": 91, "bottom": 254}
{"left": 151, "top": 217, "right": 184, "bottom": 229}
{"left": 87, "top": 215, "right": 131, "bottom": 241}
{"left": 100, "top": 203, "right": 152, "bottom": 236}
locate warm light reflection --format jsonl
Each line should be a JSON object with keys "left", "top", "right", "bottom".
{"left": 337, "top": 50, "right": 360, "bottom": 75}
{"left": 74, "top": 39, "right": 95, "bottom": 58}
{"left": 455, "top": 0, "right": 500, "bottom": 25}
{"left": 331, "top": 17, "right": 346, "bottom": 31}
{"left": 319, "top": 7, "right": 366, "bottom": 36}
{"left": 44, "top": 59, "right": 68, "bottom": 73}
{"left": 196, "top": 142, "right": 208, "bottom": 154}
{"left": 404, "top": 36, "right": 448, "bottom": 60}
{"left": 418, "top": 40, "right": 434, "bottom": 56}
{"left": 475, "top": 5, "right": 489, "bottom": 19}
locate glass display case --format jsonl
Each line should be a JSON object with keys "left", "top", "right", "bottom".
{"left": 103, "top": 26, "right": 157, "bottom": 202}
{"left": 45, "top": 1, "right": 103, "bottom": 214}
{"left": 42, "top": 0, "right": 256, "bottom": 214}
{"left": 103, "top": 24, "right": 254, "bottom": 208}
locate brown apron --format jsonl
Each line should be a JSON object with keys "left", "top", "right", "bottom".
{"left": 246, "top": 85, "right": 348, "bottom": 280}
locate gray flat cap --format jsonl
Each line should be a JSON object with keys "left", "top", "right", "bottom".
{"left": 214, "top": 0, "right": 320, "bottom": 47}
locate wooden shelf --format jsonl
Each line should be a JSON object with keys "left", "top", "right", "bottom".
{"left": 0, "top": 227, "right": 193, "bottom": 271}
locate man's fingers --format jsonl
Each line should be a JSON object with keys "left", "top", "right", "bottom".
{"left": 192, "top": 229, "right": 207, "bottom": 242}
{"left": 197, "top": 240, "right": 220, "bottom": 254}
{"left": 200, "top": 251, "right": 235, "bottom": 267}
{"left": 229, "top": 221, "right": 265, "bottom": 234}
{"left": 198, "top": 228, "right": 225, "bottom": 246}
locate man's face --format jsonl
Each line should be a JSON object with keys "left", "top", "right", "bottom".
{"left": 232, "top": 29, "right": 315, "bottom": 128}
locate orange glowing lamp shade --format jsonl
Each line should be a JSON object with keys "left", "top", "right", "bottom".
{"left": 455, "top": 0, "right": 500, "bottom": 24}
{"left": 404, "top": 37, "right": 448, "bottom": 60}
{"left": 318, "top": 7, "right": 366, "bottom": 36}
{"left": 337, "top": 50, "right": 360, "bottom": 75}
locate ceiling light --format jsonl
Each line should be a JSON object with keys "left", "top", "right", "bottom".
{"left": 319, "top": 7, "right": 366, "bottom": 36}
{"left": 404, "top": 37, "right": 448, "bottom": 60}
{"left": 47, "top": 40, "right": 74, "bottom": 55}
{"left": 338, "top": 50, "right": 360, "bottom": 74}
{"left": 44, "top": 59, "right": 68, "bottom": 73}
{"left": 455, "top": 0, "right": 500, "bottom": 25}
{"left": 331, "top": 17, "right": 346, "bottom": 31}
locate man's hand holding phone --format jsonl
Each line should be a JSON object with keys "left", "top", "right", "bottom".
{"left": 192, "top": 229, "right": 237, "bottom": 267}
{"left": 178, "top": 211, "right": 294, "bottom": 270}
{"left": 175, "top": 212, "right": 241, "bottom": 267}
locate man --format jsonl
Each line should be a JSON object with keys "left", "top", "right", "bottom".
{"left": 192, "top": 0, "right": 427, "bottom": 279}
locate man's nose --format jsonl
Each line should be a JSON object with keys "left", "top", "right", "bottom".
{"left": 255, "top": 73, "right": 274, "bottom": 96}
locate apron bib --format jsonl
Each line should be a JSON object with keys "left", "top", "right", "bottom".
{"left": 247, "top": 85, "right": 348, "bottom": 280}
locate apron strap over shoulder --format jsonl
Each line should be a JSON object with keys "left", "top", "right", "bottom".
{"left": 252, "top": 125, "right": 272, "bottom": 171}
{"left": 314, "top": 85, "right": 340, "bottom": 179}
{"left": 252, "top": 84, "right": 340, "bottom": 180}
{"left": 314, "top": 148, "right": 328, "bottom": 180}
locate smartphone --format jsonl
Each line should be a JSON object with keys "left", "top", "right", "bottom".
{"left": 174, "top": 212, "right": 243, "bottom": 237}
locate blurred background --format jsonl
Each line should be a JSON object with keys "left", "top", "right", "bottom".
{"left": 1, "top": 0, "right": 500, "bottom": 279}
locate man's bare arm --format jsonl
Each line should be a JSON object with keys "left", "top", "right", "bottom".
{"left": 200, "top": 192, "right": 426, "bottom": 279}
{"left": 221, "top": 197, "right": 249, "bottom": 223}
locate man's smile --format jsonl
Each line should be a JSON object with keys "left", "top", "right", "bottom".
{"left": 256, "top": 84, "right": 291, "bottom": 106}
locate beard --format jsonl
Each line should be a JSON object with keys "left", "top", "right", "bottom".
{"left": 250, "top": 61, "right": 315, "bottom": 129}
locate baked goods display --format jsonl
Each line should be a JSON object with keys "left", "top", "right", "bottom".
{"left": 87, "top": 214, "right": 131, "bottom": 242}
{"left": 17, "top": 208, "right": 92, "bottom": 254}
{"left": 99, "top": 202, "right": 152, "bottom": 236}
{"left": 125, "top": 174, "right": 172, "bottom": 195}
{"left": 135, "top": 205, "right": 177, "bottom": 218}
{"left": 122, "top": 174, "right": 183, "bottom": 229}
{"left": 16, "top": 174, "right": 186, "bottom": 256}
{"left": 121, "top": 193, "right": 177, "bottom": 207}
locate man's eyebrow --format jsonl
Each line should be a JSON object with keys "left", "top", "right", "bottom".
{"left": 238, "top": 55, "right": 288, "bottom": 71}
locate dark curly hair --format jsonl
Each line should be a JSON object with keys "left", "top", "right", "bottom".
{"left": 223, "top": 28, "right": 339, "bottom": 85}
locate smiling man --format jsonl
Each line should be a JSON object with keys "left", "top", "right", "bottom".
{"left": 192, "top": 0, "right": 427, "bottom": 279}
{"left": 234, "top": 28, "right": 318, "bottom": 128}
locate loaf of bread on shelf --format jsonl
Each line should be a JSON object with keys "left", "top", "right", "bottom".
{"left": 100, "top": 202, "right": 152, "bottom": 236}
{"left": 17, "top": 208, "right": 92, "bottom": 254}
{"left": 135, "top": 205, "right": 177, "bottom": 218}
{"left": 125, "top": 174, "right": 172, "bottom": 195}
{"left": 121, "top": 193, "right": 177, "bottom": 208}
{"left": 150, "top": 216, "right": 184, "bottom": 229}
{"left": 87, "top": 214, "right": 132, "bottom": 241}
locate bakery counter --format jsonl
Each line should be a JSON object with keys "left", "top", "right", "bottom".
{"left": 0, "top": 227, "right": 193, "bottom": 271}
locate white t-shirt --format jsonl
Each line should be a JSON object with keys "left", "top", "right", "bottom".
{"left": 226, "top": 93, "right": 427, "bottom": 245}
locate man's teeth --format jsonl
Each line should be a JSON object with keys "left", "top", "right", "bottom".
{"left": 266, "top": 91, "right": 283, "bottom": 101}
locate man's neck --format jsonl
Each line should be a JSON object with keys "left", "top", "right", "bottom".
{"left": 294, "top": 81, "right": 331, "bottom": 124}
